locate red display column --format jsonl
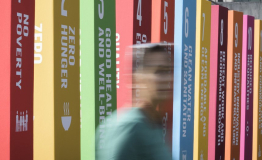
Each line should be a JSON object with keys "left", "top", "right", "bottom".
{"left": 116, "top": 0, "right": 152, "bottom": 110}
{"left": 0, "top": 0, "right": 34, "bottom": 160}
{"left": 151, "top": 0, "right": 174, "bottom": 150}
{"left": 0, "top": 0, "right": 35, "bottom": 160}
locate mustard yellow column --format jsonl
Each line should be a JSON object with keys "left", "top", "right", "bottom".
{"left": 34, "top": 0, "right": 80, "bottom": 159}
{"left": 194, "top": 0, "right": 211, "bottom": 159}
{"left": 253, "top": 19, "right": 262, "bottom": 160}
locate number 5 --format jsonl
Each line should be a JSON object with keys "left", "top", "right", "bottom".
{"left": 137, "top": 0, "right": 142, "bottom": 26}
{"left": 164, "top": 1, "right": 168, "bottom": 34}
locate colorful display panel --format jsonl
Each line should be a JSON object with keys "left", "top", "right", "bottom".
{"left": 209, "top": 5, "right": 228, "bottom": 160}
{"left": 34, "top": 0, "right": 80, "bottom": 159}
{"left": 151, "top": 0, "right": 174, "bottom": 150}
{"left": 173, "top": 0, "right": 196, "bottom": 159}
{"left": 116, "top": 0, "right": 133, "bottom": 110}
{"left": 193, "top": 0, "right": 211, "bottom": 159}
{"left": 240, "top": 15, "right": 254, "bottom": 160}
{"left": 80, "top": 0, "right": 116, "bottom": 159}
{"left": 253, "top": 19, "right": 262, "bottom": 160}
{"left": 225, "top": 10, "right": 243, "bottom": 160}
{"left": 0, "top": 0, "right": 34, "bottom": 159}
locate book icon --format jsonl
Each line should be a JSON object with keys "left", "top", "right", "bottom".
{"left": 61, "top": 102, "right": 71, "bottom": 131}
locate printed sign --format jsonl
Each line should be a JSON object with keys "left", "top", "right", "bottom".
{"left": 34, "top": 0, "right": 80, "bottom": 159}
{"left": 225, "top": 10, "right": 243, "bottom": 160}
{"left": 240, "top": 15, "right": 254, "bottom": 160}
{"left": 173, "top": 0, "right": 196, "bottom": 159}
{"left": 209, "top": 5, "right": 228, "bottom": 160}
{"left": 253, "top": 19, "right": 262, "bottom": 160}
{"left": 193, "top": 0, "right": 211, "bottom": 159}
{"left": 0, "top": 0, "right": 34, "bottom": 159}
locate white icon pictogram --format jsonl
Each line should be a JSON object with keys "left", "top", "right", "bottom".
{"left": 61, "top": 102, "right": 72, "bottom": 131}
{"left": 16, "top": 110, "right": 28, "bottom": 132}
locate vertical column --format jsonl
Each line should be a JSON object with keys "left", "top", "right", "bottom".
{"left": 11, "top": 1, "right": 35, "bottom": 159}
{"left": 225, "top": 10, "right": 243, "bottom": 160}
{"left": 10, "top": 0, "right": 35, "bottom": 159}
{"left": 35, "top": 0, "right": 80, "bottom": 159}
{"left": 240, "top": 15, "right": 254, "bottom": 160}
{"left": 116, "top": 0, "right": 134, "bottom": 110}
{"left": 132, "top": 0, "right": 152, "bottom": 107}
{"left": 0, "top": 1, "right": 11, "bottom": 158}
{"left": 193, "top": 0, "right": 211, "bottom": 159}
{"left": 34, "top": 0, "right": 54, "bottom": 159}
{"left": 151, "top": 0, "right": 174, "bottom": 150}
{"left": 209, "top": 5, "right": 228, "bottom": 160}
{"left": 81, "top": 1, "right": 116, "bottom": 159}
{"left": 94, "top": 0, "right": 117, "bottom": 150}
{"left": 253, "top": 19, "right": 262, "bottom": 160}
{"left": 0, "top": 0, "right": 34, "bottom": 159}
{"left": 173, "top": 0, "right": 196, "bottom": 159}
{"left": 54, "top": 0, "right": 80, "bottom": 159}
{"left": 80, "top": 0, "right": 95, "bottom": 159}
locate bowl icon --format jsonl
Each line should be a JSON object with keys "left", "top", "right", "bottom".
{"left": 61, "top": 116, "right": 72, "bottom": 131}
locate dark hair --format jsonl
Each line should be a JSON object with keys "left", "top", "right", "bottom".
{"left": 132, "top": 43, "right": 169, "bottom": 72}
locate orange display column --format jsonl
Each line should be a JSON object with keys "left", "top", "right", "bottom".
{"left": 225, "top": 10, "right": 243, "bottom": 160}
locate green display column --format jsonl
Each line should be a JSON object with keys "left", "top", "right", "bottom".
{"left": 80, "top": 1, "right": 116, "bottom": 159}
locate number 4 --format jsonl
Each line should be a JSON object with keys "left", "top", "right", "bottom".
{"left": 137, "top": 0, "right": 142, "bottom": 26}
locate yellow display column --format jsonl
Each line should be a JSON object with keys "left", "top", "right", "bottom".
{"left": 253, "top": 19, "right": 262, "bottom": 160}
{"left": 194, "top": 0, "right": 211, "bottom": 159}
{"left": 34, "top": 0, "right": 80, "bottom": 159}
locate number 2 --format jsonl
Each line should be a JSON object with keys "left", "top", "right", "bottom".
{"left": 202, "top": 13, "right": 205, "bottom": 41}
{"left": 137, "top": 0, "right": 142, "bottom": 26}
{"left": 164, "top": 1, "right": 168, "bottom": 34}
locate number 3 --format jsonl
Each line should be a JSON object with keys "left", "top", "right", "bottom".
{"left": 164, "top": 1, "right": 168, "bottom": 34}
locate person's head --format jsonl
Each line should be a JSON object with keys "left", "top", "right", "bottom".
{"left": 132, "top": 44, "right": 173, "bottom": 109}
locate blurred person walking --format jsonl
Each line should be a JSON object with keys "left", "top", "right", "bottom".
{"left": 96, "top": 44, "right": 173, "bottom": 160}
